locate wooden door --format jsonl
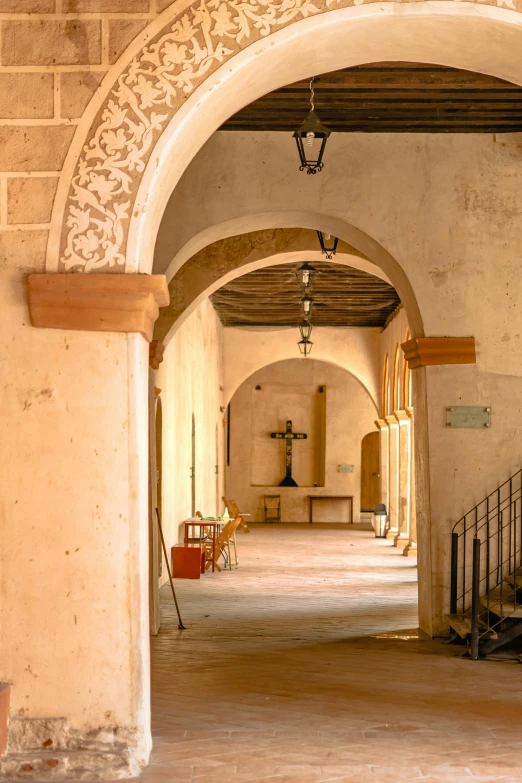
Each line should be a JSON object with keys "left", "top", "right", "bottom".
{"left": 360, "top": 431, "right": 380, "bottom": 511}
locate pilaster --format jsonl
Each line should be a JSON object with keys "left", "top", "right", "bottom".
{"left": 375, "top": 418, "right": 389, "bottom": 513}
{"left": 384, "top": 415, "right": 400, "bottom": 539}
{"left": 403, "top": 407, "right": 417, "bottom": 557}
{"left": 393, "top": 410, "right": 411, "bottom": 549}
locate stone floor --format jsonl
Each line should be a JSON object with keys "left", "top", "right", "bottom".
{"left": 143, "top": 524, "right": 522, "bottom": 783}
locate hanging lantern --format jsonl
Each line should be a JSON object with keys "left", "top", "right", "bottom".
{"left": 298, "top": 337, "right": 313, "bottom": 357}
{"left": 317, "top": 230, "right": 338, "bottom": 260}
{"left": 293, "top": 78, "right": 331, "bottom": 175}
{"left": 295, "top": 262, "right": 316, "bottom": 289}
{"left": 298, "top": 320, "right": 313, "bottom": 341}
{"left": 300, "top": 295, "right": 314, "bottom": 320}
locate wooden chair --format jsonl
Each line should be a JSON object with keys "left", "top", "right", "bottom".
{"left": 264, "top": 494, "right": 281, "bottom": 523}
{"left": 222, "top": 497, "right": 251, "bottom": 566}
{"left": 224, "top": 498, "right": 251, "bottom": 533}
{"left": 202, "top": 517, "right": 241, "bottom": 572}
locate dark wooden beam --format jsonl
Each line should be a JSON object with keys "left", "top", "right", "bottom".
{"left": 210, "top": 261, "right": 401, "bottom": 328}
{"left": 220, "top": 62, "right": 522, "bottom": 134}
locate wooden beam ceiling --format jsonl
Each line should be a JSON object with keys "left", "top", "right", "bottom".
{"left": 220, "top": 62, "right": 522, "bottom": 133}
{"left": 210, "top": 261, "right": 401, "bottom": 328}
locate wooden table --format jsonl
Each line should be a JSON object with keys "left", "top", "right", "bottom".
{"left": 183, "top": 520, "right": 219, "bottom": 572}
{"left": 308, "top": 495, "right": 354, "bottom": 524}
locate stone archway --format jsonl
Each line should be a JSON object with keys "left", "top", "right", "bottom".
{"left": 153, "top": 223, "right": 413, "bottom": 344}
{"left": 22, "top": 2, "right": 522, "bottom": 770}
{"left": 153, "top": 216, "right": 435, "bottom": 627}
{"left": 46, "top": 3, "right": 522, "bottom": 278}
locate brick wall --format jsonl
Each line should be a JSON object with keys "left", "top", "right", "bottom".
{"left": 0, "top": 1, "right": 170, "bottom": 239}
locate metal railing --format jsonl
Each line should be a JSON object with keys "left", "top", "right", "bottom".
{"left": 450, "top": 469, "right": 522, "bottom": 659}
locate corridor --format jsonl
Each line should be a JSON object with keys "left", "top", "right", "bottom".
{"left": 145, "top": 526, "right": 522, "bottom": 783}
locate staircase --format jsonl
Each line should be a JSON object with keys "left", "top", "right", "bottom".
{"left": 448, "top": 469, "right": 522, "bottom": 659}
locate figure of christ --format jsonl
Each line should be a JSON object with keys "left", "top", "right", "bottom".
{"left": 270, "top": 420, "right": 307, "bottom": 487}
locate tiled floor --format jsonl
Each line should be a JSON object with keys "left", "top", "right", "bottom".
{"left": 146, "top": 524, "right": 521, "bottom": 783}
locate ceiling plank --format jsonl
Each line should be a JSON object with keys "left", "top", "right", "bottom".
{"left": 220, "top": 62, "right": 522, "bottom": 134}
{"left": 210, "top": 261, "right": 401, "bottom": 328}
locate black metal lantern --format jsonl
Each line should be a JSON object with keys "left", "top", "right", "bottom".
{"left": 300, "top": 295, "right": 314, "bottom": 320}
{"left": 298, "top": 320, "right": 313, "bottom": 341}
{"left": 298, "top": 337, "right": 313, "bottom": 357}
{"left": 317, "top": 230, "right": 338, "bottom": 260}
{"left": 295, "top": 262, "right": 316, "bottom": 289}
{"left": 293, "top": 78, "right": 331, "bottom": 174}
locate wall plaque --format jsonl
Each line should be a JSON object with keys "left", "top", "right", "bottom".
{"left": 338, "top": 464, "right": 354, "bottom": 473}
{"left": 446, "top": 406, "right": 491, "bottom": 428}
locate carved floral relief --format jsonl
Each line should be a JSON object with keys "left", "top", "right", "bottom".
{"left": 60, "top": 0, "right": 517, "bottom": 273}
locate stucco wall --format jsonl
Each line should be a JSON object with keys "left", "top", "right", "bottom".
{"left": 0, "top": 236, "right": 151, "bottom": 763}
{"left": 226, "top": 358, "right": 377, "bottom": 523}
{"left": 157, "top": 298, "right": 224, "bottom": 561}
{"left": 157, "top": 132, "right": 522, "bottom": 379}
{"left": 222, "top": 325, "right": 381, "bottom": 410}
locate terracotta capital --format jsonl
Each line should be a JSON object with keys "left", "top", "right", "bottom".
{"left": 149, "top": 340, "right": 165, "bottom": 370}
{"left": 401, "top": 337, "right": 476, "bottom": 369}
{"left": 28, "top": 274, "right": 169, "bottom": 342}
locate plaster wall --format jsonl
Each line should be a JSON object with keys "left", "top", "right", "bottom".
{"left": 226, "top": 358, "right": 377, "bottom": 523}
{"left": 0, "top": 236, "right": 151, "bottom": 765}
{"left": 222, "top": 325, "right": 381, "bottom": 409}
{"left": 157, "top": 132, "right": 522, "bottom": 386}
{"left": 158, "top": 131, "right": 522, "bottom": 632}
{"left": 156, "top": 298, "right": 224, "bottom": 559}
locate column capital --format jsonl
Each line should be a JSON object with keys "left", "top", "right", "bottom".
{"left": 393, "top": 409, "right": 410, "bottom": 423}
{"left": 385, "top": 415, "right": 399, "bottom": 427}
{"left": 375, "top": 418, "right": 389, "bottom": 430}
{"left": 406, "top": 406, "right": 414, "bottom": 420}
{"left": 401, "top": 336, "right": 476, "bottom": 369}
{"left": 149, "top": 340, "right": 165, "bottom": 369}
{"left": 28, "top": 273, "right": 169, "bottom": 342}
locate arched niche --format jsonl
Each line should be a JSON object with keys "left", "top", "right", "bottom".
{"left": 226, "top": 356, "right": 378, "bottom": 521}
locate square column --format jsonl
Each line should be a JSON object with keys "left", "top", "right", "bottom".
{"left": 375, "top": 419, "right": 389, "bottom": 513}
{"left": 393, "top": 410, "right": 411, "bottom": 549}
{"left": 384, "top": 415, "right": 400, "bottom": 539}
{"left": 403, "top": 407, "right": 417, "bottom": 556}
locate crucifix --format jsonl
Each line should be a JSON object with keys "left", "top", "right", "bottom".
{"left": 271, "top": 420, "right": 307, "bottom": 487}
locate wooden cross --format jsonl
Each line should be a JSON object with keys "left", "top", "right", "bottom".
{"left": 270, "top": 420, "right": 307, "bottom": 487}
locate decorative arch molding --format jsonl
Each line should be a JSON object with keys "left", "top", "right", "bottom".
{"left": 47, "top": 3, "right": 522, "bottom": 279}
{"left": 154, "top": 225, "right": 396, "bottom": 345}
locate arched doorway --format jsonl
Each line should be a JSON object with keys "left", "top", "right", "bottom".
{"left": 19, "top": 3, "right": 522, "bottom": 775}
